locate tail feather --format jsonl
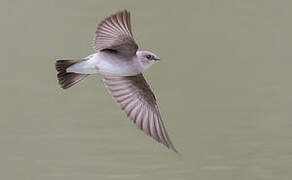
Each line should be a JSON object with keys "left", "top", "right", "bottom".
{"left": 55, "top": 59, "right": 84, "bottom": 72}
{"left": 55, "top": 59, "right": 88, "bottom": 89}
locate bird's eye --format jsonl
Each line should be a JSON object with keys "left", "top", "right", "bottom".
{"left": 146, "top": 55, "right": 152, "bottom": 60}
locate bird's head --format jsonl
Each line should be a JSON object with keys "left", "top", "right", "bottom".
{"left": 136, "top": 50, "right": 160, "bottom": 70}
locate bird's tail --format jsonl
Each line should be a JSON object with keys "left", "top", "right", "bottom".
{"left": 55, "top": 59, "right": 88, "bottom": 89}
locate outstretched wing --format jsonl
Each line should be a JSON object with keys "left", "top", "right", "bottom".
{"left": 103, "top": 74, "right": 177, "bottom": 152}
{"left": 94, "top": 10, "right": 138, "bottom": 57}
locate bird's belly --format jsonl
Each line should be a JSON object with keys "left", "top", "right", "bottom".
{"left": 95, "top": 52, "right": 140, "bottom": 76}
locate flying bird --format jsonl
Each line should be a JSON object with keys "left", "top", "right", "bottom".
{"left": 55, "top": 10, "right": 177, "bottom": 152}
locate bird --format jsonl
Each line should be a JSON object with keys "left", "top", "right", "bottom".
{"left": 55, "top": 10, "right": 177, "bottom": 153}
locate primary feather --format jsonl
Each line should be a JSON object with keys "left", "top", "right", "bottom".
{"left": 103, "top": 74, "right": 178, "bottom": 153}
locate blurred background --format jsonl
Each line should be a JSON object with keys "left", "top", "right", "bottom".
{"left": 0, "top": 0, "right": 291, "bottom": 179}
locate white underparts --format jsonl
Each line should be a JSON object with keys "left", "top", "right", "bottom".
{"left": 66, "top": 54, "right": 99, "bottom": 74}
{"left": 66, "top": 52, "right": 146, "bottom": 76}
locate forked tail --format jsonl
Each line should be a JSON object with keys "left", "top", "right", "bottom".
{"left": 55, "top": 59, "right": 88, "bottom": 89}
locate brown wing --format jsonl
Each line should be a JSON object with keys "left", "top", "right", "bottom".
{"left": 103, "top": 74, "right": 177, "bottom": 152}
{"left": 94, "top": 10, "right": 138, "bottom": 57}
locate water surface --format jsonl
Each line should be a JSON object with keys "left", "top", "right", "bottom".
{"left": 0, "top": 0, "right": 291, "bottom": 179}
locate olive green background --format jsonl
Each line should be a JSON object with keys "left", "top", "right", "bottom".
{"left": 0, "top": 0, "right": 291, "bottom": 179}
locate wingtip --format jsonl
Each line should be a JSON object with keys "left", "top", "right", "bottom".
{"left": 167, "top": 142, "right": 180, "bottom": 154}
{"left": 121, "top": 9, "right": 130, "bottom": 13}
{"left": 109, "top": 9, "right": 130, "bottom": 18}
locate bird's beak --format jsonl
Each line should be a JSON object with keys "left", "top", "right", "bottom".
{"left": 153, "top": 57, "right": 160, "bottom": 61}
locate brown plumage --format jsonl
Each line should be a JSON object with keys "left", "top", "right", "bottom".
{"left": 55, "top": 59, "right": 88, "bottom": 89}
{"left": 94, "top": 10, "right": 138, "bottom": 57}
{"left": 55, "top": 10, "right": 178, "bottom": 153}
{"left": 103, "top": 74, "right": 178, "bottom": 153}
